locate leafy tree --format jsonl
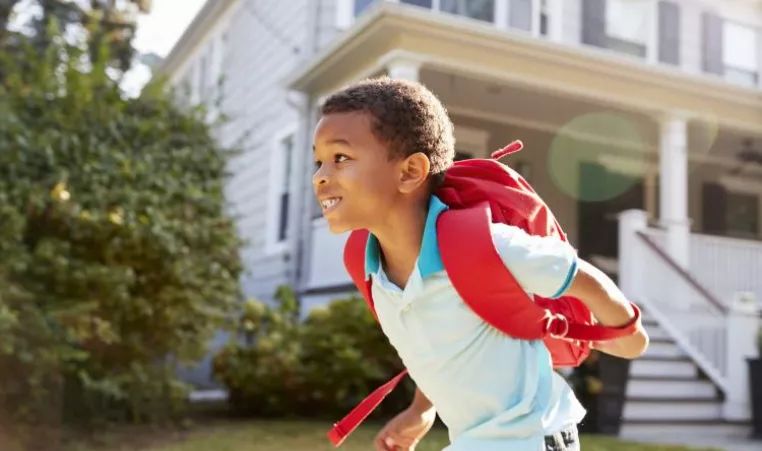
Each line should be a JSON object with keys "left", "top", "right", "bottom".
{"left": 0, "top": 23, "right": 243, "bottom": 447}
{"left": 2, "top": 0, "right": 151, "bottom": 72}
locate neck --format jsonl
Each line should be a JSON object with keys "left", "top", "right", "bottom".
{"left": 370, "top": 197, "right": 429, "bottom": 286}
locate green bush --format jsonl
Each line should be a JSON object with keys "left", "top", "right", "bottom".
{"left": 0, "top": 28, "right": 244, "bottom": 442}
{"left": 212, "top": 287, "right": 414, "bottom": 420}
{"left": 212, "top": 287, "right": 304, "bottom": 417}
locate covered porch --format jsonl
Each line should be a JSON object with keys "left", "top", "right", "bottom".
{"left": 286, "top": 3, "right": 762, "bottom": 304}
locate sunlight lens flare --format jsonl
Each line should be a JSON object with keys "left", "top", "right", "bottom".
{"left": 548, "top": 113, "right": 650, "bottom": 203}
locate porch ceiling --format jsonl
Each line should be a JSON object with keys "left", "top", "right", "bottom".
{"left": 285, "top": 2, "right": 762, "bottom": 134}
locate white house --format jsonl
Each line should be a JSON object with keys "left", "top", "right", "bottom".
{"left": 155, "top": 0, "right": 762, "bottom": 442}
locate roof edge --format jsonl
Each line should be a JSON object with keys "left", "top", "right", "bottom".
{"left": 153, "top": 0, "right": 240, "bottom": 78}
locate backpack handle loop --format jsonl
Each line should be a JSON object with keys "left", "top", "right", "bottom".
{"left": 548, "top": 314, "right": 570, "bottom": 339}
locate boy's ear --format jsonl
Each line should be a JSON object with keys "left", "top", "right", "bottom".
{"left": 398, "top": 152, "right": 431, "bottom": 194}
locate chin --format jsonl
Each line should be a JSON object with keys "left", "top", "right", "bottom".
{"left": 325, "top": 215, "right": 366, "bottom": 235}
{"left": 325, "top": 218, "right": 353, "bottom": 235}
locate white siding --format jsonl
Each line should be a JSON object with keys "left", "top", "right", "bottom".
{"left": 317, "top": 0, "right": 344, "bottom": 50}
{"left": 218, "top": 0, "right": 311, "bottom": 301}
{"left": 161, "top": 3, "right": 241, "bottom": 390}
{"left": 680, "top": 1, "right": 704, "bottom": 76}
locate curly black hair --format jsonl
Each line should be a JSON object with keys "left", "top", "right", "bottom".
{"left": 321, "top": 76, "right": 455, "bottom": 188}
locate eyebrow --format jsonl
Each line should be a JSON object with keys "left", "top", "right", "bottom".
{"left": 312, "top": 138, "right": 351, "bottom": 152}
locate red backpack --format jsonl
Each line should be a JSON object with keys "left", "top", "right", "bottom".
{"left": 327, "top": 141, "right": 641, "bottom": 447}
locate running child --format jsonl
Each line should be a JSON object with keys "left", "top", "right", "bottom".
{"left": 312, "top": 77, "right": 648, "bottom": 451}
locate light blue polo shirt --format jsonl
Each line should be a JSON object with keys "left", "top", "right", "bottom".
{"left": 365, "top": 195, "right": 586, "bottom": 451}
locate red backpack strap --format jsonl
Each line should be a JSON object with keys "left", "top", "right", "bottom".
{"left": 436, "top": 203, "right": 641, "bottom": 342}
{"left": 327, "top": 370, "right": 408, "bottom": 447}
{"left": 343, "top": 230, "right": 376, "bottom": 319}
{"left": 331, "top": 230, "right": 409, "bottom": 447}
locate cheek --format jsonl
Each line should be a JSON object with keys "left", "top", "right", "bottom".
{"left": 338, "top": 161, "right": 398, "bottom": 205}
{"left": 339, "top": 163, "right": 378, "bottom": 189}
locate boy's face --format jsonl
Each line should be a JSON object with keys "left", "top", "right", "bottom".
{"left": 312, "top": 112, "right": 417, "bottom": 234}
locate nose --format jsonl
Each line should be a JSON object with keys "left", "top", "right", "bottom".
{"left": 312, "top": 164, "right": 330, "bottom": 187}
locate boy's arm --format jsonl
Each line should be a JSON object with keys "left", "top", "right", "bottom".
{"left": 490, "top": 224, "right": 648, "bottom": 360}
{"left": 409, "top": 387, "right": 435, "bottom": 415}
{"left": 564, "top": 259, "right": 649, "bottom": 359}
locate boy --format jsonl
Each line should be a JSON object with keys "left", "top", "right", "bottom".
{"left": 312, "top": 77, "right": 648, "bottom": 451}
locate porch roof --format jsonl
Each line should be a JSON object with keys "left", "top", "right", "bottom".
{"left": 285, "top": 2, "right": 762, "bottom": 133}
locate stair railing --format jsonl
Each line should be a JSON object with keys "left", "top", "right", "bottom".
{"left": 619, "top": 210, "right": 729, "bottom": 392}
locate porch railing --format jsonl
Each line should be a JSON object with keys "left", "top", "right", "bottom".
{"left": 619, "top": 211, "right": 729, "bottom": 392}
{"left": 690, "top": 233, "right": 762, "bottom": 311}
{"left": 637, "top": 230, "right": 729, "bottom": 390}
{"left": 645, "top": 230, "right": 762, "bottom": 310}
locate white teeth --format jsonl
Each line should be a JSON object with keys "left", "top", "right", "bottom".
{"left": 321, "top": 198, "right": 341, "bottom": 209}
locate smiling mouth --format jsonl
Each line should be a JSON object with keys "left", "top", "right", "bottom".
{"left": 320, "top": 197, "right": 342, "bottom": 214}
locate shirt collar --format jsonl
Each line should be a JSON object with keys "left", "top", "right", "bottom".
{"left": 364, "top": 195, "right": 449, "bottom": 280}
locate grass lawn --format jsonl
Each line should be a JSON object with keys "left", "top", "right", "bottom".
{"left": 65, "top": 419, "right": 722, "bottom": 451}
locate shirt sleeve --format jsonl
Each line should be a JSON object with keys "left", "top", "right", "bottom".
{"left": 489, "top": 222, "right": 579, "bottom": 299}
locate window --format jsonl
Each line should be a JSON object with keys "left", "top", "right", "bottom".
{"left": 703, "top": 180, "right": 761, "bottom": 240}
{"left": 441, "top": 0, "right": 495, "bottom": 23}
{"left": 337, "top": 0, "right": 386, "bottom": 28}
{"left": 266, "top": 127, "right": 297, "bottom": 255}
{"left": 278, "top": 135, "right": 294, "bottom": 242}
{"left": 605, "top": 0, "right": 650, "bottom": 57}
{"left": 351, "top": 0, "right": 433, "bottom": 19}
{"left": 344, "top": 0, "right": 555, "bottom": 34}
{"left": 722, "top": 21, "right": 759, "bottom": 87}
{"left": 704, "top": 13, "right": 760, "bottom": 88}
{"left": 582, "top": 0, "right": 654, "bottom": 59}
{"left": 539, "top": 0, "right": 549, "bottom": 36}
{"left": 726, "top": 191, "right": 759, "bottom": 238}
{"left": 508, "top": 0, "right": 532, "bottom": 31}
{"left": 402, "top": 0, "right": 433, "bottom": 8}
{"left": 506, "top": 0, "right": 556, "bottom": 37}
{"left": 344, "top": 0, "right": 494, "bottom": 27}
{"left": 354, "top": 0, "right": 377, "bottom": 16}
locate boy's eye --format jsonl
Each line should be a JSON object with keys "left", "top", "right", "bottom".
{"left": 314, "top": 154, "right": 348, "bottom": 171}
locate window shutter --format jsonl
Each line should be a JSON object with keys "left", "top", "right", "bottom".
{"left": 509, "top": 0, "right": 533, "bottom": 31}
{"left": 658, "top": 1, "right": 681, "bottom": 65}
{"left": 702, "top": 12, "right": 724, "bottom": 75}
{"left": 582, "top": 0, "right": 607, "bottom": 48}
{"left": 702, "top": 182, "right": 727, "bottom": 235}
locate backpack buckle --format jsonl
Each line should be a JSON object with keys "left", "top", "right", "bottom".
{"left": 548, "top": 314, "right": 570, "bottom": 339}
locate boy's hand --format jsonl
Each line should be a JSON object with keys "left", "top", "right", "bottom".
{"left": 374, "top": 406, "right": 436, "bottom": 451}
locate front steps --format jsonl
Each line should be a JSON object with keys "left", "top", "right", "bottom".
{"left": 619, "top": 313, "right": 751, "bottom": 439}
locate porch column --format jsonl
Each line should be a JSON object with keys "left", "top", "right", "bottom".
{"left": 658, "top": 112, "right": 691, "bottom": 269}
{"left": 387, "top": 56, "right": 421, "bottom": 82}
{"left": 618, "top": 209, "right": 649, "bottom": 301}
